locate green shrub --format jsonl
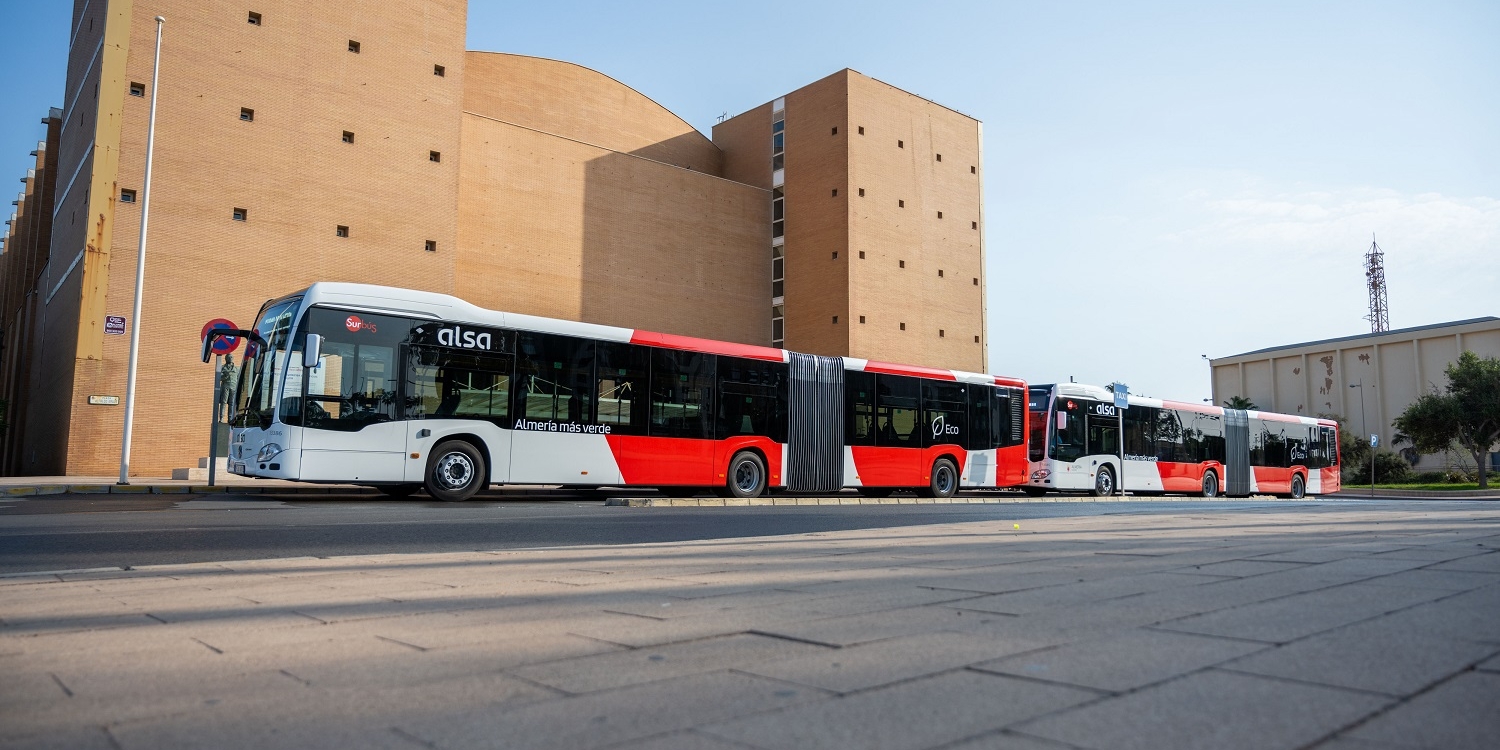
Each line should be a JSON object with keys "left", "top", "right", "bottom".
{"left": 1344, "top": 450, "right": 1412, "bottom": 484}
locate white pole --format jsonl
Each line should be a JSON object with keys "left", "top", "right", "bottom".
{"left": 118, "top": 16, "right": 165, "bottom": 485}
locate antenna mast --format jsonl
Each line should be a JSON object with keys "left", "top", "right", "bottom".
{"left": 1364, "top": 235, "right": 1390, "bottom": 333}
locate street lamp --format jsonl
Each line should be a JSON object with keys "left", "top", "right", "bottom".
{"left": 1349, "top": 380, "right": 1374, "bottom": 497}
{"left": 118, "top": 16, "right": 165, "bottom": 485}
{"left": 1201, "top": 354, "right": 1212, "bottom": 405}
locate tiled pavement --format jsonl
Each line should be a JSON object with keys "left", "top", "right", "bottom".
{"left": 2, "top": 503, "right": 1499, "bottom": 749}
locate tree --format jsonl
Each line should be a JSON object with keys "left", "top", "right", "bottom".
{"left": 1393, "top": 351, "right": 1500, "bottom": 489}
{"left": 1223, "top": 395, "right": 1258, "bottom": 410}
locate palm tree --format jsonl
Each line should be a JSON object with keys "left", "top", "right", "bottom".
{"left": 1223, "top": 395, "right": 1258, "bottom": 410}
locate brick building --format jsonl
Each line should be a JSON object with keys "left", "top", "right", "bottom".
{"left": 0, "top": 0, "right": 989, "bottom": 476}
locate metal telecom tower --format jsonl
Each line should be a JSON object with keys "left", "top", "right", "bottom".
{"left": 1364, "top": 235, "right": 1390, "bottom": 333}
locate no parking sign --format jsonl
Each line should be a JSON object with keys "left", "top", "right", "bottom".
{"left": 200, "top": 318, "right": 241, "bottom": 356}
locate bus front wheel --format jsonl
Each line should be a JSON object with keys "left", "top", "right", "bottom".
{"left": 426, "top": 440, "right": 486, "bottom": 502}
{"left": 725, "top": 451, "right": 767, "bottom": 498}
{"left": 1091, "top": 466, "right": 1115, "bottom": 497}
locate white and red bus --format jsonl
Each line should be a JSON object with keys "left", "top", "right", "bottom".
{"left": 1024, "top": 383, "right": 1341, "bottom": 498}
{"left": 225, "top": 283, "right": 1029, "bottom": 500}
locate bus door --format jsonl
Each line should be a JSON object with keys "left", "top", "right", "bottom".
{"left": 1085, "top": 401, "right": 1121, "bottom": 484}
{"left": 295, "top": 320, "right": 408, "bottom": 482}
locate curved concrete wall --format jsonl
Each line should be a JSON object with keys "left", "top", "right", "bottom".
{"left": 463, "top": 52, "right": 723, "bottom": 174}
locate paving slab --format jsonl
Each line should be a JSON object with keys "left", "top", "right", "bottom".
{"left": 1155, "top": 582, "right": 1450, "bottom": 644}
{"left": 740, "top": 631, "right": 1042, "bottom": 694}
{"left": 699, "top": 670, "right": 1097, "bottom": 750}
{"left": 1223, "top": 617, "right": 1499, "bottom": 695}
{"left": 1014, "top": 669, "right": 1391, "bottom": 750}
{"left": 974, "top": 627, "right": 1267, "bottom": 692}
{"left": 1344, "top": 671, "right": 1500, "bottom": 749}
{"left": 506, "top": 632, "right": 830, "bottom": 693}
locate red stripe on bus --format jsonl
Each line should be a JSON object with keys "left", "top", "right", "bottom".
{"left": 629, "top": 331, "right": 786, "bottom": 362}
{"left": 862, "top": 361, "right": 957, "bottom": 380}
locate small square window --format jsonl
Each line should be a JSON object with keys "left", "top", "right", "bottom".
{"left": 430, "top": 150, "right": 441, "bottom": 162}
{"left": 119, "top": 188, "right": 136, "bottom": 203}
{"left": 831, "top": 189, "right": 838, "bottom": 197}
{"left": 936, "top": 154, "right": 942, "bottom": 162}
{"left": 974, "top": 335, "right": 981, "bottom": 343}
{"left": 434, "top": 64, "right": 446, "bottom": 77}
{"left": 831, "top": 126, "right": 838, "bottom": 135}
{"left": 858, "top": 188, "right": 865, "bottom": 197}
{"left": 832, "top": 252, "right": 838, "bottom": 260}
{"left": 972, "top": 221, "right": 978, "bottom": 229}
{"left": 858, "top": 251, "right": 865, "bottom": 259}
{"left": 898, "top": 199, "right": 905, "bottom": 208}
{"left": 348, "top": 40, "right": 361, "bottom": 53}
{"left": 971, "top": 165, "right": 977, "bottom": 174}
{"left": 425, "top": 240, "right": 437, "bottom": 252}
{"left": 239, "top": 107, "right": 254, "bottom": 122}
{"left": 342, "top": 131, "right": 354, "bottom": 143}
{"left": 336, "top": 225, "right": 349, "bottom": 237}
{"left": 232, "top": 207, "right": 247, "bottom": 222}
{"left": 938, "top": 269, "right": 944, "bottom": 277}
{"left": 899, "top": 260, "right": 905, "bottom": 269}
{"left": 972, "top": 278, "right": 979, "bottom": 285}
{"left": 129, "top": 82, "right": 145, "bottom": 97}
{"left": 897, "top": 140, "right": 904, "bottom": 148}
{"left": 900, "top": 322, "right": 906, "bottom": 331}
{"left": 832, "top": 316, "right": 839, "bottom": 324}
{"left": 858, "top": 126, "right": 864, "bottom": 135}
{"left": 247, "top": 11, "right": 261, "bottom": 25}
{"left": 859, "top": 316, "right": 866, "bottom": 324}
{"left": 937, "top": 211, "right": 943, "bottom": 219}
{"left": 939, "top": 330, "right": 945, "bottom": 338}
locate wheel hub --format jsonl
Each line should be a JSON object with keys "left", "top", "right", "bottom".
{"left": 435, "top": 453, "right": 474, "bottom": 490}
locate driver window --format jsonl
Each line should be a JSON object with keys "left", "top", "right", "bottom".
{"left": 296, "top": 307, "right": 412, "bottom": 432}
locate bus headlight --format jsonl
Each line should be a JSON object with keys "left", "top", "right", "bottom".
{"left": 1030, "top": 469, "right": 1051, "bottom": 481}
{"left": 256, "top": 443, "right": 284, "bottom": 463}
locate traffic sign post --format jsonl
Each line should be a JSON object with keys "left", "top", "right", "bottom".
{"left": 1112, "top": 383, "right": 1128, "bottom": 496}
{"left": 201, "top": 319, "right": 240, "bottom": 487}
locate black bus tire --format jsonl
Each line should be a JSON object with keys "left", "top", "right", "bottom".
{"left": 1290, "top": 473, "right": 1305, "bottom": 499}
{"left": 726, "top": 451, "right": 767, "bottom": 498}
{"left": 922, "top": 458, "right": 959, "bottom": 499}
{"left": 1201, "top": 470, "right": 1219, "bottom": 498}
{"left": 425, "top": 440, "right": 486, "bottom": 502}
{"left": 1091, "top": 465, "right": 1115, "bottom": 497}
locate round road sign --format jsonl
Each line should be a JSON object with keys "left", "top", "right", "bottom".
{"left": 201, "top": 318, "right": 241, "bottom": 355}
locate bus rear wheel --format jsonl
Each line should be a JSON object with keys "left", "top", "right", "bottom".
{"left": 921, "top": 458, "right": 959, "bottom": 499}
{"left": 426, "top": 440, "right": 485, "bottom": 502}
{"left": 725, "top": 451, "right": 767, "bottom": 498}
{"left": 1289, "top": 474, "right": 1306, "bottom": 499}
{"left": 1201, "top": 470, "right": 1219, "bottom": 498}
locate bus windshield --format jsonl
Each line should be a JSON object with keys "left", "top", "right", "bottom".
{"left": 231, "top": 297, "right": 301, "bottom": 429}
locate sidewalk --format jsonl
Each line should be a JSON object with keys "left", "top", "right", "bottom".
{"left": 2, "top": 503, "right": 1497, "bottom": 749}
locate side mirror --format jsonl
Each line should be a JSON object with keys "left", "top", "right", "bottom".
{"left": 303, "top": 334, "right": 323, "bottom": 369}
{"left": 1056, "top": 410, "right": 1067, "bottom": 431}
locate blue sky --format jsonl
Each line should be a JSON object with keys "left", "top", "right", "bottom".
{"left": 5, "top": 1, "right": 1497, "bottom": 405}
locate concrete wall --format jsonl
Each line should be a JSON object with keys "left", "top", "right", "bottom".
{"left": 1210, "top": 318, "right": 1500, "bottom": 469}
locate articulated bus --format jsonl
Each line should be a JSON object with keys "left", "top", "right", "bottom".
{"left": 1025, "top": 383, "right": 1341, "bottom": 498}
{"left": 225, "top": 283, "right": 1030, "bottom": 501}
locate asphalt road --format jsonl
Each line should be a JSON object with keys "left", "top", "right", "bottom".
{"left": 0, "top": 492, "right": 1382, "bottom": 575}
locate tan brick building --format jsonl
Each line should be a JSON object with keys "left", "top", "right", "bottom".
{"left": 0, "top": 1, "right": 988, "bottom": 476}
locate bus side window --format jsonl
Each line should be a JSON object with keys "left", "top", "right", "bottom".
{"left": 405, "top": 346, "right": 513, "bottom": 424}
{"left": 650, "top": 349, "right": 715, "bottom": 439}
{"left": 845, "top": 371, "right": 876, "bottom": 447}
{"left": 594, "top": 341, "right": 650, "bottom": 435}
{"left": 515, "top": 332, "right": 594, "bottom": 424}
{"left": 922, "top": 380, "right": 966, "bottom": 448}
{"left": 715, "top": 356, "right": 788, "bottom": 442}
{"left": 875, "top": 375, "right": 919, "bottom": 447}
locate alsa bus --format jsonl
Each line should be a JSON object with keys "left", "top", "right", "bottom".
{"left": 223, "top": 283, "right": 1030, "bottom": 501}
{"left": 1025, "top": 383, "right": 1341, "bottom": 498}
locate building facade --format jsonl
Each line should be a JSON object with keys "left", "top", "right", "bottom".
{"left": 0, "top": 1, "right": 987, "bottom": 476}
{"left": 1209, "top": 317, "right": 1500, "bottom": 469}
